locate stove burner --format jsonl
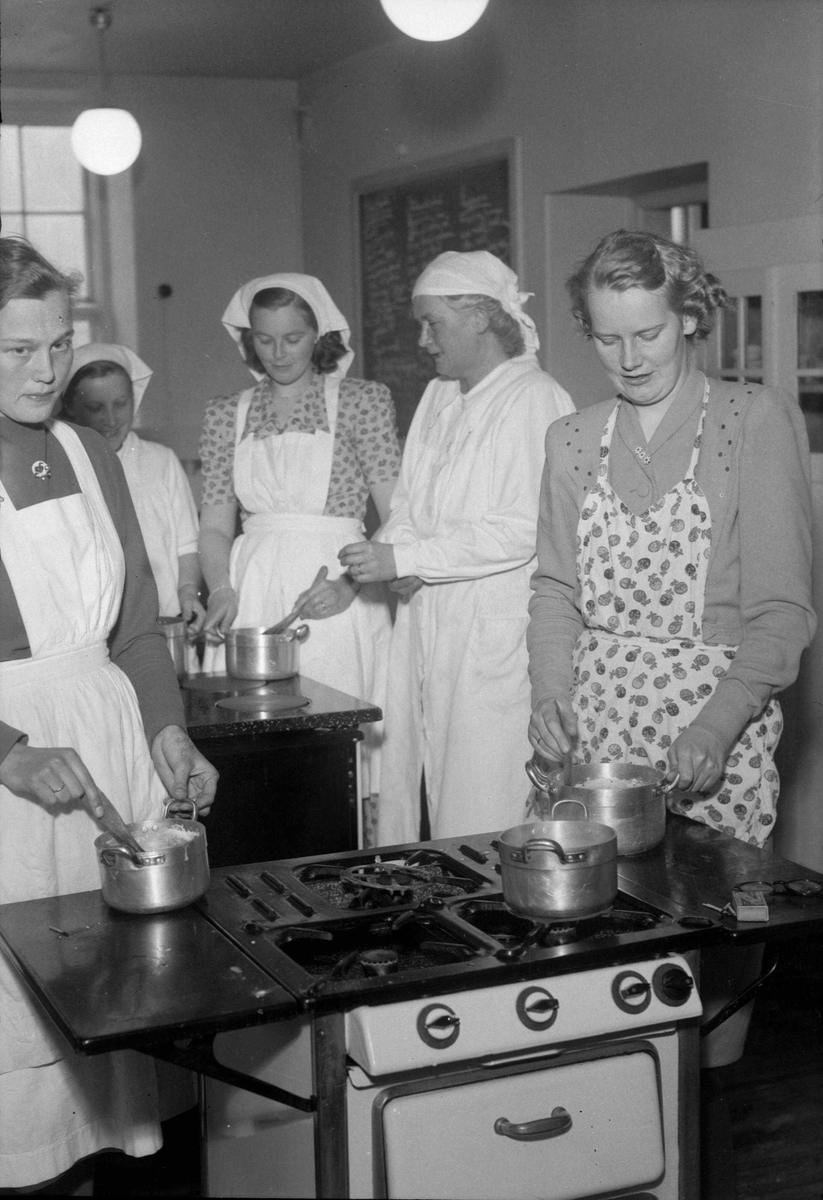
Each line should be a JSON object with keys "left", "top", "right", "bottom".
{"left": 358, "top": 948, "right": 399, "bottom": 976}
{"left": 456, "top": 898, "right": 673, "bottom": 959}
{"left": 339, "top": 863, "right": 432, "bottom": 907}
{"left": 293, "top": 853, "right": 489, "bottom": 911}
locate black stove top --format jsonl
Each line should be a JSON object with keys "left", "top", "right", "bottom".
{"left": 3, "top": 816, "right": 823, "bottom": 1055}
{"left": 201, "top": 832, "right": 717, "bottom": 1008}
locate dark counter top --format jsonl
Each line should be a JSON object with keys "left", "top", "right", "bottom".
{"left": 0, "top": 888, "right": 298, "bottom": 1055}
{"left": 618, "top": 815, "right": 823, "bottom": 945}
{"left": 181, "top": 673, "right": 381, "bottom": 741}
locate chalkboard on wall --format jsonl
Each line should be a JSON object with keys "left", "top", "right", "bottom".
{"left": 356, "top": 147, "right": 513, "bottom": 437}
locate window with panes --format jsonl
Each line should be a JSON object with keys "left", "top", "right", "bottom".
{"left": 0, "top": 125, "right": 102, "bottom": 346}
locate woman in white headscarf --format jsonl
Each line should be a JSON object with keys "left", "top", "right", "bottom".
{"left": 62, "top": 344, "right": 205, "bottom": 668}
{"left": 340, "top": 250, "right": 575, "bottom": 842}
{"left": 198, "top": 274, "right": 401, "bottom": 800}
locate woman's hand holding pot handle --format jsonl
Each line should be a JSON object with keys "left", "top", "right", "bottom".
{"left": 529, "top": 696, "right": 578, "bottom": 763}
{"left": 202, "top": 584, "right": 238, "bottom": 644}
{"left": 667, "top": 725, "right": 729, "bottom": 794}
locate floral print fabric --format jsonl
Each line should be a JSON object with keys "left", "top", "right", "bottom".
{"left": 570, "top": 384, "right": 781, "bottom": 847}
{"left": 199, "top": 373, "right": 401, "bottom": 517}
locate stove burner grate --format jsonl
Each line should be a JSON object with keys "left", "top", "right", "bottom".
{"left": 294, "top": 852, "right": 489, "bottom": 910}
{"left": 271, "top": 914, "right": 485, "bottom": 982}
{"left": 455, "top": 897, "right": 674, "bottom": 957}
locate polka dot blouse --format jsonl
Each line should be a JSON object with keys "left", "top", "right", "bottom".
{"left": 199, "top": 373, "right": 401, "bottom": 518}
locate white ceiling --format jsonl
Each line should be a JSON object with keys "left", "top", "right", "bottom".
{"left": 1, "top": 0, "right": 401, "bottom": 80}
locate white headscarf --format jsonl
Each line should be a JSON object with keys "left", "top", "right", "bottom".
{"left": 412, "top": 250, "right": 539, "bottom": 354}
{"left": 221, "top": 273, "right": 354, "bottom": 381}
{"left": 64, "top": 343, "right": 153, "bottom": 415}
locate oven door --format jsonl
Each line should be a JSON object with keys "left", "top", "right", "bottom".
{"left": 371, "top": 1043, "right": 665, "bottom": 1200}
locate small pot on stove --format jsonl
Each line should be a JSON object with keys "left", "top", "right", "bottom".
{"left": 498, "top": 817, "right": 618, "bottom": 921}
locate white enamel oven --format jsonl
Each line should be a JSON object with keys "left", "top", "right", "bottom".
{"left": 204, "top": 951, "right": 702, "bottom": 1200}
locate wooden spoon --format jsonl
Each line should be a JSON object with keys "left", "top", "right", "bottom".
{"left": 95, "top": 793, "right": 146, "bottom": 858}
{"left": 266, "top": 566, "right": 329, "bottom": 634}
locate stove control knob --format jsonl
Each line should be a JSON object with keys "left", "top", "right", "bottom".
{"left": 652, "top": 963, "right": 694, "bottom": 1007}
{"left": 611, "top": 970, "right": 652, "bottom": 1015}
{"left": 417, "top": 1003, "right": 460, "bottom": 1049}
{"left": 516, "top": 986, "right": 559, "bottom": 1031}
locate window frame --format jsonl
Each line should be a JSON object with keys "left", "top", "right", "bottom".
{"left": 1, "top": 88, "right": 138, "bottom": 350}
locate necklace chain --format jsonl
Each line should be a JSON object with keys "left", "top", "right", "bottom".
{"left": 32, "top": 425, "right": 50, "bottom": 481}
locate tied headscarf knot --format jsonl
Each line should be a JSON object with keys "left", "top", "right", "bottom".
{"left": 412, "top": 250, "right": 539, "bottom": 353}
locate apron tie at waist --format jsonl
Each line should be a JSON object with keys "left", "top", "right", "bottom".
{"left": 243, "top": 512, "right": 363, "bottom": 536}
{"left": 0, "top": 641, "right": 109, "bottom": 692}
{"left": 584, "top": 629, "right": 738, "bottom": 656}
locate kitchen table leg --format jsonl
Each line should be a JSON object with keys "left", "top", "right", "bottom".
{"left": 313, "top": 1010, "right": 349, "bottom": 1198}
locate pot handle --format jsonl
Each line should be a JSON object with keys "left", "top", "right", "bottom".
{"left": 100, "top": 846, "right": 135, "bottom": 865}
{"left": 162, "top": 798, "right": 198, "bottom": 821}
{"left": 294, "top": 623, "right": 310, "bottom": 643}
{"left": 549, "top": 798, "right": 589, "bottom": 821}
{"left": 494, "top": 1107, "right": 572, "bottom": 1141}
{"left": 654, "top": 773, "right": 681, "bottom": 796}
{"left": 521, "top": 838, "right": 586, "bottom": 865}
{"left": 525, "top": 754, "right": 554, "bottom": 791}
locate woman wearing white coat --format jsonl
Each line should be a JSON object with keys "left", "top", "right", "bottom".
{"left": 341, "top": 251, "right": 575, "bottom": 842}
{"left": 62, "top": 344, "right": 205, "bottom": 669}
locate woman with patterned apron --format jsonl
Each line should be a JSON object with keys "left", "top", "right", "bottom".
{"left": 527, "top": 229, "right": 814, "bottom": 1065}
{"left": 0, "top": 238, "right": 217, "bottom": 1189}
{"left": 199, "top": 275, "right": 400, "bottom": 815}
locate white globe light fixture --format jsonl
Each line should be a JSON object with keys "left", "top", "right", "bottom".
{"left": 379, "top": 0, "right": 489, "bottom": 42}
{"left": 71, "top": 108, "right": 141, "bottom": 176}
{"left": 71, "top": 6, "right": 141, "bottom": 176}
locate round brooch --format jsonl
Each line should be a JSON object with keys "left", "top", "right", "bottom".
{"left": 32, "top": 460, "right": 51, "bottom": 481}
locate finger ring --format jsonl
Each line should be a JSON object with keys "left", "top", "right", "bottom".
{"left": 51, "top": 783, "right": 66, "bottom": 794}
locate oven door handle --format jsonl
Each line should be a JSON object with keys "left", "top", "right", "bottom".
{"left": 494, "top": 1107, "right": 572, "bottom": 1141}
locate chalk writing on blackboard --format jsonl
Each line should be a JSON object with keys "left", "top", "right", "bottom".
{"left": 358, "top": 155, "right": 511, "bottom": 437}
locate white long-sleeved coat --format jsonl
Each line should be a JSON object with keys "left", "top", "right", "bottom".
{"left": 377, "top": 354, "right": 575, "bottom": 842}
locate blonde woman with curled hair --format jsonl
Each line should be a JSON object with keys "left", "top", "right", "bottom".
{"left": 527, "top": 229, "right": 816, "bottom": 1068}
{"left": 528, "top": 228, "right": 814, "bottom": 848}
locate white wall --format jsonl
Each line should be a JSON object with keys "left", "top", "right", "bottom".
{"left": 4, "top": 72, "right": 305, "bottom": 459}
{"left": 298, "top": 0, "right": 823, "bottom": 403}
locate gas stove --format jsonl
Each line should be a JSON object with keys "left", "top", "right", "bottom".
{"left": 200, "top": 830, "right": 714, "bottom": 1009}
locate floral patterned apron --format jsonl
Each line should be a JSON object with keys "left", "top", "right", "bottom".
{"left": 570, "top": 382, "right": 781, "bottom": 847}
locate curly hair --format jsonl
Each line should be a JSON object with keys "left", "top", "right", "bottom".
{"left": 566, "top": 230, "right": 728, "bottom": 342}
{"left": 0, "top": 236, "right": 81, "bottom": 310}
{"left": 62, "top": 360, "right": 132, "bottom": 409}
{"left": 239, "top": 287, "right": 347, "bottom": 376}
{"left": 442, "top": 294, "right": 525, "bottom": 358}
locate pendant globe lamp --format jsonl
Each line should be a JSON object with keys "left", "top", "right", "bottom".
{"left": 379, "top": 0, "right": 489, "bottom": 42}
{"left": 71, "top": 5, "right": 141, "bottom": 176}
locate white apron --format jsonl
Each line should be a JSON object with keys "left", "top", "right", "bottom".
{"left": 0, "top": 421, "right": 167, "bottom": 1186}
{"left": 204, "top": 380, "right": 390, "bottom": 793}
{"left": 553, "top": 385, "right": 781, "bottom": 847}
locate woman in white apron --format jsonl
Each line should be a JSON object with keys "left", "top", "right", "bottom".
{"left": 0, "top": 238, "right": 218, "bottom": 1188}
{"left": 198, "top": 275, "right": 400, "bottom": 813}
{"left": 61, "top": 343, "right": 205, "bottom": 672}
{"left": 527, "top": 228, "right": 814, "bottom": 1063}
{"left": 340, "top": 251, "right": 574, "bottom": 842}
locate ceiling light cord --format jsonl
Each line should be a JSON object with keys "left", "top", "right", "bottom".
{"left": 71, "top": 4, "right": 142, "bottom": 176}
